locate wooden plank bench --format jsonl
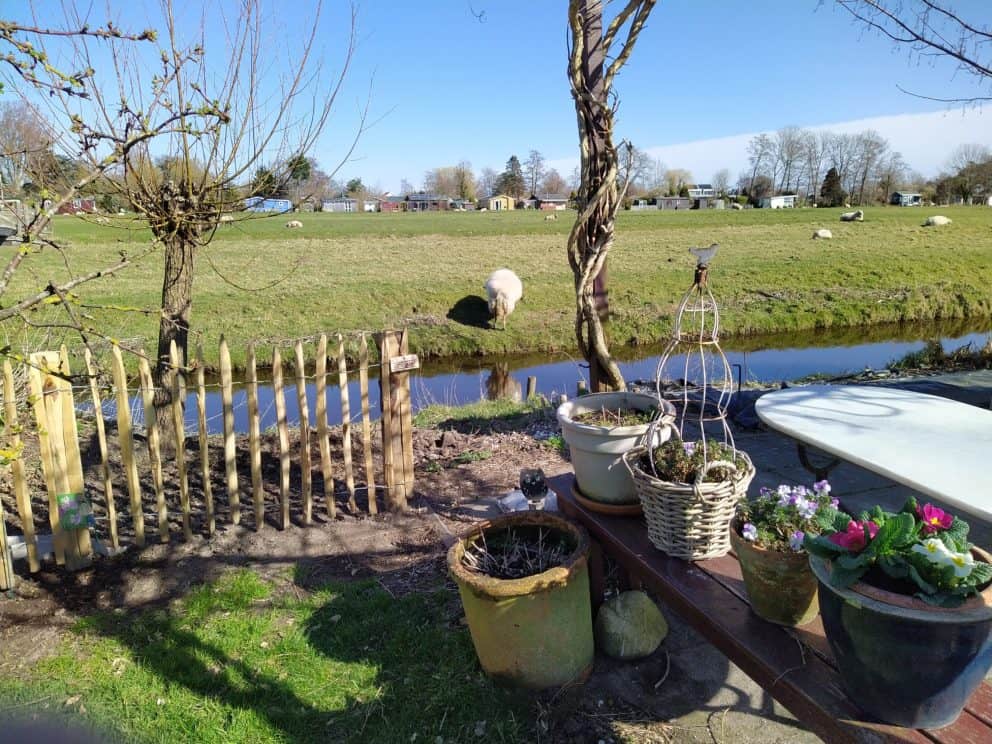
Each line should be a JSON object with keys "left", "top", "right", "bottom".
{"left": 549, "top": 472, "right": 992, "bottom": 744}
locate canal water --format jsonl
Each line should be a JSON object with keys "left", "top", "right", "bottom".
{"left": 115, "top": 319, "right": 991, "bottom": 434}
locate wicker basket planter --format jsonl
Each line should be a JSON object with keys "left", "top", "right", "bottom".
{"left": 623, "top": 444, "right": 755, "bottom": 560}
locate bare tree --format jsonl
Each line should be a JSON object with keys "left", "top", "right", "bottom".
{"left": 540, "top": 168, "right": 568, "bottom": 195}
{"left": 0, "top": 101, "right": 57, "bottom": 195}
{"left": 834, "top": 0, "right": 992, "bottom": 102}
{"left": 746, "top": 133, "right": 773, "bottom": 198}
{"left": 475, "top": 167, "right": 498, "bottom": 198}
{"left": 567, "top": 0, "right": 657, "bottom": 391}
{"left": 774, "top": 126, "right": 805, "bottom": 194}
{"left": 711, "top": 168, "right": 730, "bottom": 197}
{"left": 8, "top": 1, "right": 360, "bottom": 444}
{"left": 524, "top": 150, "right": 546, "bottom": 195}
{"left": 802, "top": 130, "right": 829, "bottom": 204}
{"left": 453, "top": 160, "right": 476, "bottom": 200}
{"left": 621, "top": 145, "right": 655, "bottom": 196}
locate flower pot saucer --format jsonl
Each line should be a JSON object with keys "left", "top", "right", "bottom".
{"left": 571, "top": 481, "right": 643, "bottom": 516}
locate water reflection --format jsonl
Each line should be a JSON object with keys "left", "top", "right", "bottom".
{"left": 485, "top": 363, "right": 522, "bottom": 402}
{"left": 115, "top": 318, "right": 990, "bottom": 434}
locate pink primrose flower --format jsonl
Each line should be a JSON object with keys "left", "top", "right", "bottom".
{"left": 916, "top": 503, "right": 953, "bottom": 534}
{"left": 828, "top": 520, "right": 878, "bottom": 552}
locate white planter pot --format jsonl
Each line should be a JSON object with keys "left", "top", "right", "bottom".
{"left": 557, "top": 392, "right": 675, "bottom": 505}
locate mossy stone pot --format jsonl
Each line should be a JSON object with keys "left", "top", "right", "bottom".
{"left": 557, "top": 392, "right": 676, "bottom": 505}
{"left": 729, "top": 520, "right": 819, "bottom": 627}
{"left": 447, "top": 512, "right": 594, "bottom": 689}
{"left": 810, "top": 549, "right": 992, "bottom": 729}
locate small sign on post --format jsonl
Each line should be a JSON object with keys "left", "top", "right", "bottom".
{"left": 389, "top": 353, "right": 420, "bottom": 374}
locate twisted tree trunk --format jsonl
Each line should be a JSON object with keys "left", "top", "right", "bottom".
{"left": 567, "top": 0, "right": 656, "bottom": 392}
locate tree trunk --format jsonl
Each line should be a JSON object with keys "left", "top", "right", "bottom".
{"left": 153, "top": 234, "right": 195, "bottom": 452}
{"left": 567, "top": 0, "right": 629, "bottom": 393}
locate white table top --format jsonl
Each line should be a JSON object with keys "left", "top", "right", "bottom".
{"left": 755, "top": 384, "right": 992, "bottom": 522}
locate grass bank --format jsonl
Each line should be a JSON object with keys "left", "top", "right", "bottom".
{"left": 0, "top": 570, "right": 531, "bottom": 743}
{"left": 6, "top": 205, "right": 991, "bottom": 369}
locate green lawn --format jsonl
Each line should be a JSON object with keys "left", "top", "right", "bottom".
{"left": 5, "top": 205, "right": 991, "bottom": 369}
{"left": 0, "top": 570, "right": 532, "bottom": 743}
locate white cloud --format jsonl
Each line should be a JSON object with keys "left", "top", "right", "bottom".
{"left": 548, "top": 109, "right": 992, "bottom": 185}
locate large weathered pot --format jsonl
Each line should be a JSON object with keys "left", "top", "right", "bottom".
{"left": 729, "top": 519, "right": 819, "bottom": 626}
{"left": 447, "top": 511, "right": 594, "bottom": 689}
{"left": 810, "top": 549, "right": 992, "bottom": 728}
{"left": 557, "top": 391, "right": 675, "bottom": 505}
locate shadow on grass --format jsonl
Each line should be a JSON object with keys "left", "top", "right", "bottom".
{"left": 446, "top": 295, "right": 490, "bottom": 329}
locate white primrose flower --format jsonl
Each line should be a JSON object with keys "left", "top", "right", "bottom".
{"left": 911, "top": 538, "right": 953, "bottom": 564}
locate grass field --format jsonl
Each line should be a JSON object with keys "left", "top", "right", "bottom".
{"left": 5, "top": 205, "right": 991, "bottom": 369}
{"left": 0, "top": 570, "right": 532, "bottom": 743}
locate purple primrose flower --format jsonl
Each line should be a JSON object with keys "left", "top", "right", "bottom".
{"left": 789, "top": 530, "right": 805, "bottom": 552}
{"left": 742, "top": 523, "right": 757, "bottom": 541}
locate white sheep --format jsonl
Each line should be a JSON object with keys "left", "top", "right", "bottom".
{"left": 730, "top": 202, "right": 744, "bottom": 210}
{"left": 839, "top": 209, "right": 864, "bottom": 222}
{"left": 285, "top": 219, "right": 303, "bottom": 229}
{"left": 484, "top": 268, "right": 523, "bottom": 330}
{"left": 924, "top": 215, "right": 952, "bottom": 226}
{"left": 811, "top": 228, "right": 832, "bottom": 239}
{"left": 544, "top": 213, "right": 557, "bottom": 221}
{"left": 219, "top": 214, "right": 235, "bottom": 223}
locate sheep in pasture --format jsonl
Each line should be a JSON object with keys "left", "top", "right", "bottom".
{"left": 544, "top": 213, "right": 557, "bottom": 221}
{"left": 812, "top": 228, "right": 832, "bottom": 239}
{"left": 219, "top": 214, "right": 235, "bottom": 223}
{"left": 924, "top": 215, "right": 952, "bottom": 226}
{"left": 730, "top": 202, "right": 744, "bottom": 210}
{"left": 93, "top": 215, "right": 110, "bottom": 225}
{"left": 839, "top": 209, "right": 864, "bottom": 222}
{"left": 484, "top": 268, "right": 523, "bottom": 330}
{"left": 285, "top": 219, "right": 303, "bottom": 229}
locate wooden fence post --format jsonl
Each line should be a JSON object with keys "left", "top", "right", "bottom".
{"left": 337, "top": 335, "right": 357, "bottom": 513}
{"left": 247, "top": 343, "right": 264, "bottom": 529}
{"left": 294, "top": 341, "right": 312, "bottom": 525}
{"left": 84, "top": 349, "right": 119, "bottom": 549}
{"left": 272, "top": 347, "right": 291, "bottom": 529}
{"left": 376, "top": 330, "right": 414, "bottom": 511}
{"left": 111, "top": 345, "right": 145, "bottom": 547}
{"left": 3, "top": 361, "right": 38, "bottom": 571}
{"left": 29, "top": 351, "right": 92, "bottom": 569}
{"left": 358, "top": 334, "right": 377, "bottom": 515}
{"left": 315, "top": 334, "right": 335, "bottom": 519}
{"left": 220, "top": 337, "right": 239, "bottom": 525}
{"left": 138, "top": 355, "right": 168, "bottom": 543}
{"left": 169, "top": 341, "right": 192, "bottom": 542}
{"left": 195, "top": 343, "right": 215, "bottom": 536}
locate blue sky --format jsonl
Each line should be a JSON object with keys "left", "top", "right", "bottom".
{"left": 323, "top": 0, "right": 992, "bottom": 192}
{"left": 15, "top": 1, "right": 992, "bottom": 192}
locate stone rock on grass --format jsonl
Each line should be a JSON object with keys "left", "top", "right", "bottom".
{"left": 594, "top": 590, "right": 668, "bottom": 660}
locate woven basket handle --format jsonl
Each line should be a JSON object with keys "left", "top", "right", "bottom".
{"left": 693, "top": 459, "right": 738, "bottom": 487}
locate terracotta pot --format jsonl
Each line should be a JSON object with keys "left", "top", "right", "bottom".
{"left": 729, "top": 520, "right": 819, "bottom": 626}
{"left": 810, "top": 548, "right": 992, "bottom": 728}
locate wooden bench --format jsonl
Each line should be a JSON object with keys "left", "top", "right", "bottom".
{"left": 549, "top": 472, "right": 992, "bottom": 744}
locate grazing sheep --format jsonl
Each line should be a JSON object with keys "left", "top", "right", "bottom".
{"left": 730, "top": 202, "right": 744, "bottom": 210}
{"left": 544, "top": 213, "right": 557, "bottom": 221}
{"left": 285, "top": 219, "right": 303, "bottom": 229}
{"left": 484, "top": 268, "right": 523, "bottom": 330}
{"left": 812, "top": 228, "right": 833, "bottom": 239}
{"left": 93, "top": 215, "right": 109, "bottom": 225}
{"left": 924, "top": 215, "right": 952, "bottom": 226}
{"left": 839, "top": 209, "right": 864, "bottom": 222}
{"left": 219, "top": 214, "right": 235, "bottom": 223}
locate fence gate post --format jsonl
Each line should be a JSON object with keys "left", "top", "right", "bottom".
{"left": 28, "top": 351, "right": 92, "bottom": 570}
{"left": 376, "top": 330, "right": 414, "bottom": 511}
